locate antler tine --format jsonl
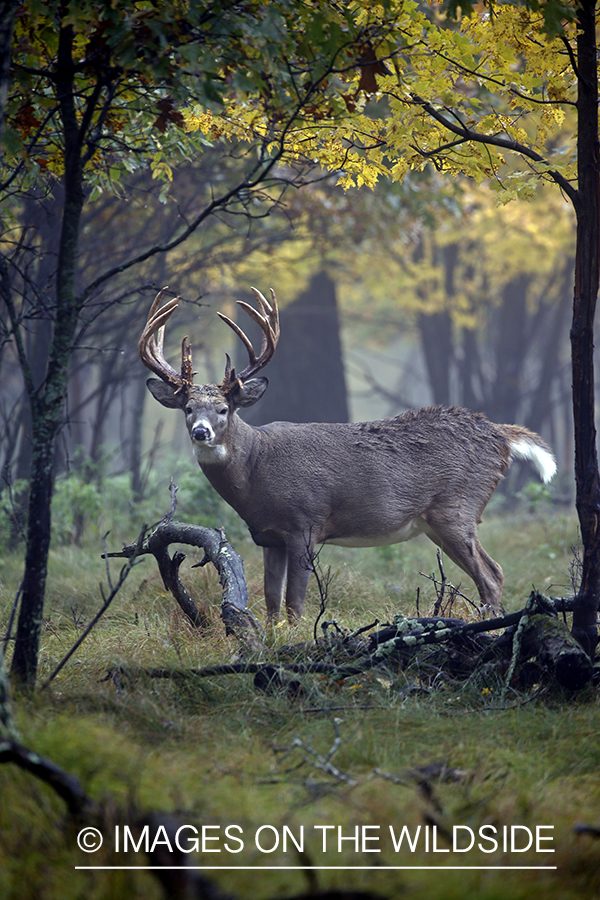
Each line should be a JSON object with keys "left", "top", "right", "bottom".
{"left": 217, "top": 287, "right": 280, "bottom": 389}
{"left": 217, "top": 311, "right": 257, "bottom": 363}
{"left": 138, "top": 289, "right": 194, "bottom": 394}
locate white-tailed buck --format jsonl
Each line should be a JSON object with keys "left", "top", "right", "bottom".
{"left": 139, "top": 288, "right": 557, "bottom": 621}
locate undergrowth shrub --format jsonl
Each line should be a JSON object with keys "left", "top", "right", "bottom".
{"left": 0, "top": 478, "right": 28, "bottom": 550}
{"left": 52, "top": 473, "right": 104, "bottom": 545}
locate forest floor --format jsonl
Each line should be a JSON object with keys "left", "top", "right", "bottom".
{"left": 1, "top": 509, "right": 600, "bottom": 900}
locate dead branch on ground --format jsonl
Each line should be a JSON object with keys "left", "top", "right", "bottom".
{"left": 104, "top": 481, "right": 264, "bottom": 653}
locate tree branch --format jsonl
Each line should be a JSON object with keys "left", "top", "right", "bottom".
{"left": 104, "top": 503, "right": 265, "bottom": 653}
{"left": 409, "top": 93, "right": 579, "bottom": 206}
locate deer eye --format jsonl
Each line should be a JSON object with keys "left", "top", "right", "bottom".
{"left": 185, "top": 405, "right": 193, "bottom": 416}
{"left": 217, "top": 406, "right": 228, "bottom": 416}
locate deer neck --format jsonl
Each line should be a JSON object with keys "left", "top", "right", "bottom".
{"left": 194, "top": 414, "right": 259, "bottom": 514}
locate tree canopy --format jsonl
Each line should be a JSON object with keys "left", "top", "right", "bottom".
{"left": 171, "top": 2, "right": 579, "bottom": 204}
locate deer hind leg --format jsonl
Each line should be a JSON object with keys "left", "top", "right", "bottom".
{"left": 422, "top": 513, "right": 504, "bottom": 613}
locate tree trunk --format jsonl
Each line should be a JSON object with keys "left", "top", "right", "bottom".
{"left": 417, "top": 309, "right": 453, "bottom": 406}
{"left": 571, "top": 0, "right": 600, "bottom": 656}
{"left": 0, "top": 1, "right": 15, "bottom": 143}
{"left": 415, "top": 241, "right": 455, "bottom": 407}
{"left": 243, "top": 270, "right": 349, "bottom": 425}
{"left": 457, "top": 326, "right": 484, "bottom": 411}
{"left": 491, "top": 275, "right": 528, "bottom": 425}
{"left": 130, "top": 371, "right": 150, "bottom": 502}
{"left": 10, "top": 23, "right": 85, "bottom": 686}
{"left": 525, "top": 268, "right": 572, "bottom": 438}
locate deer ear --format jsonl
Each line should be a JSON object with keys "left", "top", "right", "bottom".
{"left": 146, "top": 378, "right": 184, "bottom": 409}
{"left": 232, "top": 376, "right": 269, "bottom": 408}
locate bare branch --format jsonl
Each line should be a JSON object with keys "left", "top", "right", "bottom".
{"left": 39, "top": 525, "right": 147, "bottom": 691}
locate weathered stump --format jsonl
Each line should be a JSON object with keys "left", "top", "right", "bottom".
{"left": 519, "top": 612, "right": 594, "bottom": 691}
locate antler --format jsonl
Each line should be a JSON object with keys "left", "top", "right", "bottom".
{"left": 218, "top": 287, "right": 280, "bottom": 391}
{"left": 138, "top": 288, "right": 194, "bottom": 396}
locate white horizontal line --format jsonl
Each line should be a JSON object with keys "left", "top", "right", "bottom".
{"left": 75, "top": 865, "right": 558, "bottom": 871}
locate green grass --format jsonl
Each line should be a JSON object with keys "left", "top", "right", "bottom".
{"left": 1, "top": 509, "right": 600, "bottom": 900}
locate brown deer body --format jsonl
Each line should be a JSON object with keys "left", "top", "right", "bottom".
{"left": 139, "top": 288, "right": 557, "bottom": 621}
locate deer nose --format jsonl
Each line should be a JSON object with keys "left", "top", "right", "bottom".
{"left": 192, "top": 424, "right": 212, "bottom": 442}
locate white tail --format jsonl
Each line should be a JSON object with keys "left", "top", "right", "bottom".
{"left": 139, "top": 288, "right": 557, "bottom": 622}
{"left": 508, "top": 433, "right": 557, "bottom": 484}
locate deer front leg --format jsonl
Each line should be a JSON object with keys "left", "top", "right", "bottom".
{"left": 284, "top": 534, "right": 315, "bottom": 621}
{"left": 263, "top": 545, "right": 287, "bottom": 622}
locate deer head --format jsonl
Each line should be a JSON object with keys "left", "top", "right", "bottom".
{"left": 138, "top": 287, "right": 280, "bottom": 464}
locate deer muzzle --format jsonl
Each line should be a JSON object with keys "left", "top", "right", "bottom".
{"left": 192, "top": 423, "right": 213, "bottom": 443}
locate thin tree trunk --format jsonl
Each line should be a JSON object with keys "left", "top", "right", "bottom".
{"left": 130, "top": 371, "right": 149, "bottom": 502}
{"left": 571, "top": 0, "right": 600, "bottom": 656}
{"left": 11, "top": 23, "right": 85, "bottom": 686}
{"left": 0, "top": 1, "right": 15, "bottom": 145}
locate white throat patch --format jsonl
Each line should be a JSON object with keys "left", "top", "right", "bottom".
{"left": 192, "top": 442, "right": 229, "bottom": 465}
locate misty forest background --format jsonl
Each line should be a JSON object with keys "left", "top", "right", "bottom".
{"left": 1, "top": 148, "right": 575, "bottom": 547}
